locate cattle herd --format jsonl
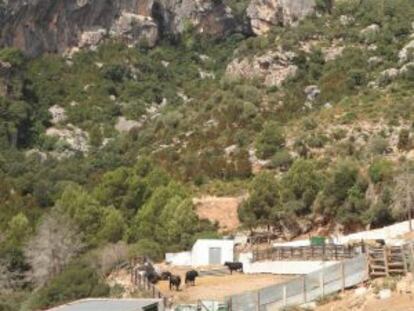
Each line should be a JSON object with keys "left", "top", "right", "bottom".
{"left": 137, "top": 261, "right": 243, "bottom": 291}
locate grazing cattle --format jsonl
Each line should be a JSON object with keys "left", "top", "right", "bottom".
{"left": 185, "top": 270, "right": 199, "bottom": 286}
{"left": 146, "top": 271, "right": 161, "bottom": 284}
{"left": 169, "top": 275, "right": 181, "bottom": 291}
{"left": 161, "top": 271, "right": 172, "bottom": 280}
{"left": 224, "top": 262, "right": 243, "bottom": 274}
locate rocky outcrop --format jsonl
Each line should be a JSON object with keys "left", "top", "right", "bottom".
{"left": 46, "top": 124, "right": 89, "bottom": 153}
{"left": 0, "top": 0, "right": 236, "bottom": 57}
{"left": 247, "top": 0, "right": 316, "bottom": 35}
{"left": 226, "top": 50, "right": 297, "bottom": 87}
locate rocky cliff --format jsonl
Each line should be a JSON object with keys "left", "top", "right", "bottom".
{"left": 247, "top": 0, "right": 317, "bottom": 35}
{"left": 0, "top": 0, "right": 322, "bottom": 56}
{"left": 0, "top": 0, "right": 237, "bottom": 57}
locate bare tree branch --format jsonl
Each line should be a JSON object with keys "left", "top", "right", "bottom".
{"left": 24, "top": 211, "right": 84, "bottom": 287}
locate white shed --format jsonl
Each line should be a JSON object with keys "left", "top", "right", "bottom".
{"left": 165, "top": 239, "right": 235, "bottom": 267}
{"left": 191, "top": 239, "right": 234, "bottom": 266}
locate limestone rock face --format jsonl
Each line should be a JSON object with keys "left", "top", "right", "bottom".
{"left": 156, "top": 0, "right": 236, "bottom": 37}
{"left": 0, "top": 0, "right": 236, "bottom": 57}
{"left": 247, "top": 0, "right": 316, "bottom": 35}
{"left": 226, "top": 50, "right": 297, "bottom": 87}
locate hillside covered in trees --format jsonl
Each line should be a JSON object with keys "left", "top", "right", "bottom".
{"left": 1, "top": 0, "right": 414, "bottom": 309}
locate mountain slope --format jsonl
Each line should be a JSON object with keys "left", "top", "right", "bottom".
{"left": 1, "top": 0, "right": 414, "bottom": 309}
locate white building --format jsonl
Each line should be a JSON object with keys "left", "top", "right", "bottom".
{"left": 166, "top": 239, "right": 234, "bottom": 267}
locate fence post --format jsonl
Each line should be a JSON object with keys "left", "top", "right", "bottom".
{"left": 320, "top": 266, "right": 325, "bottom": 297}
{"left": 257, "top": 290, "right": 260, "bottom": 311}
{"left": 409, "top": 242, "right": 414, "bottom": 274}
{"left": 302, "top": 275, "right": 306, "bottom": 303}
{"left": 341, "top": 260, "right": 345, "bottom": 292}
{"left": 283, "top": 285, "right": 287, "bottom": 307}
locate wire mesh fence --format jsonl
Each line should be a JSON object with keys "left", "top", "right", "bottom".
{"left": 227, "top": 255, "right": 368, "bottom": 311}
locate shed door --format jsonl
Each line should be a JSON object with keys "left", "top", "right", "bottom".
{"left": 209, "top": 247, "right": 222, "bottom": 265}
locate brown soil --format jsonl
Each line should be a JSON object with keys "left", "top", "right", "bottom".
{"left": 193, "top": 196, "right": 245, "bottom": 233}
{"left": 156, "top": 267, "right": 292, "bottom": 304}
{"left": 316, "top": 292, "right": 414, "bottom": 311}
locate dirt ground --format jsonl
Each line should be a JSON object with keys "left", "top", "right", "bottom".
{"left": 193, "top": 196, "right": 244, "bottom": 233}
{"left": 315, "top": 292, "right": 414, "bottom": 311}
{"left": 156, "top": 268, "right": 292, "bottom": 304}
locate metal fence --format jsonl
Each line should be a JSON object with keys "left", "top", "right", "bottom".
{"left": 228, "top": 255, "right": 368, "bottom": 311}
{"left": 253, "top": 245, "right": 356, "bottom": 262}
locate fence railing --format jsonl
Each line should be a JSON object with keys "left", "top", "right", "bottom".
{"left": 252, "top": 244, "right": 356, "bottom": 262}
{"left": 227, "top": 254, "right": 368, "bottom": 311}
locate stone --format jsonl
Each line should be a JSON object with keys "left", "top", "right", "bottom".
{"left": 109, "top": 12, "right": 159, "bottom": 47}
{"left": 324, "top": 102, "right": 332, "bottom": 109}
{"left": 25, "top": 149, "right": 48, "bottom": 162}
{"left": 46, "top": 125, "right": 89, "bottom": 153}
{"left": 400, "top": 62, "right": 414, "bottom": 76}
{"left": 378, "top": 68, "right": 400, "bottom": 85}
{"left": 226, "top": 50, "right": 297, "bottom": 87}
{"left": 378, "top": 289, "right": 392, "bottom": 300}
{"left": 199, "top": 69, "right": 215, "bottom": 80}
{"left": 247, "top": 0, "right": 317, "bottom": 35}
{"left": 368, "top": 56, "right": 383, "bottom": 67}
{"left": 399, "top": 39, "right": 414, "bottom": 64}
{"left": 78, "top": 28, "right": 107, "bottom": 49}
{"left": 361, "top": 24, "right": 380, "bottom": 36}
{"left": 354, "top": 287, "right": 368, "bottom": 296}
{"left": 323, "top": 45, "right": 344, "bottom": 62}
{"left": 224, "top": 145, "right": 238, "bottom": 156}
{"left": 304, "top": 85, "right": 320, "bottom": 101}
{"left": 48, "top": 105, "right": 67, "bottom": 125}
{"left": 115, "top": 117, "right": 142, "bottom": 133}
{"left": 340, "top": 15, "right": 354, "bottom": 26}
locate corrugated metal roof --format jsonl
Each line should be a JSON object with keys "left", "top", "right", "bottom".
{"left": 47, "top": 299, "right": 162, "bottom": 311}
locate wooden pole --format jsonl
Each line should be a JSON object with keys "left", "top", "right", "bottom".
{"left": 283, "top": 285, "right": 287, "bottom": 307}
{"left": 384, "top": 247, "right": 390, "bottom": 277}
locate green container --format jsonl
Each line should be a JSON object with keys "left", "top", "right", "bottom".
{"left": 310, "top": 236, "right": 326, "bottom": 246}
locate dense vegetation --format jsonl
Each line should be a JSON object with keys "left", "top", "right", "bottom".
{"left": 1, "top": 0, "right": 414, "bottom": 309}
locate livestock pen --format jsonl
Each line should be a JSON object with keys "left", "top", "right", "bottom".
{"left": 227, "top": 255, "right": 368, "bottom": 311}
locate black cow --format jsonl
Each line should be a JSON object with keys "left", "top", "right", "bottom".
{"left": 161, "top": 271, "right": 172, "bottom": 280}
{"left": 147, "top": 271, "right": 161, "bottom": 284}
{"left": 185, "top": 270, "right": 199, "bottom": 286}
{"left": 224, "top": 262, "right": 243, "bottom": 274}
{"left": 169, "top": 275, "right": 181, "bottom": 291}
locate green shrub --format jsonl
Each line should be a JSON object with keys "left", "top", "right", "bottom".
{"left": 128, "top": 239, "right": 164, "bottom": 262}
{"left": 368, "top": 159, "right": 394, "bottom": 183}
{"left": 369, "top": 136, "right": 389, "bottom": 155}
{"left": 255, "top": 122, "right": 286, "bottom": 159}
{"left": 331, "top": 128, "right": 348, "bottom": 141}
{"left": 302, "top": 118, "right": 318, "bottom": 131}
{"left": 0, "top": 48, "right": 25, "bottom": 66}
{"left": 271, "top": 150, "right": 293, "bottom": 170}
{"left": 29, "top": 260, "right": 110, "bottom": 309}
